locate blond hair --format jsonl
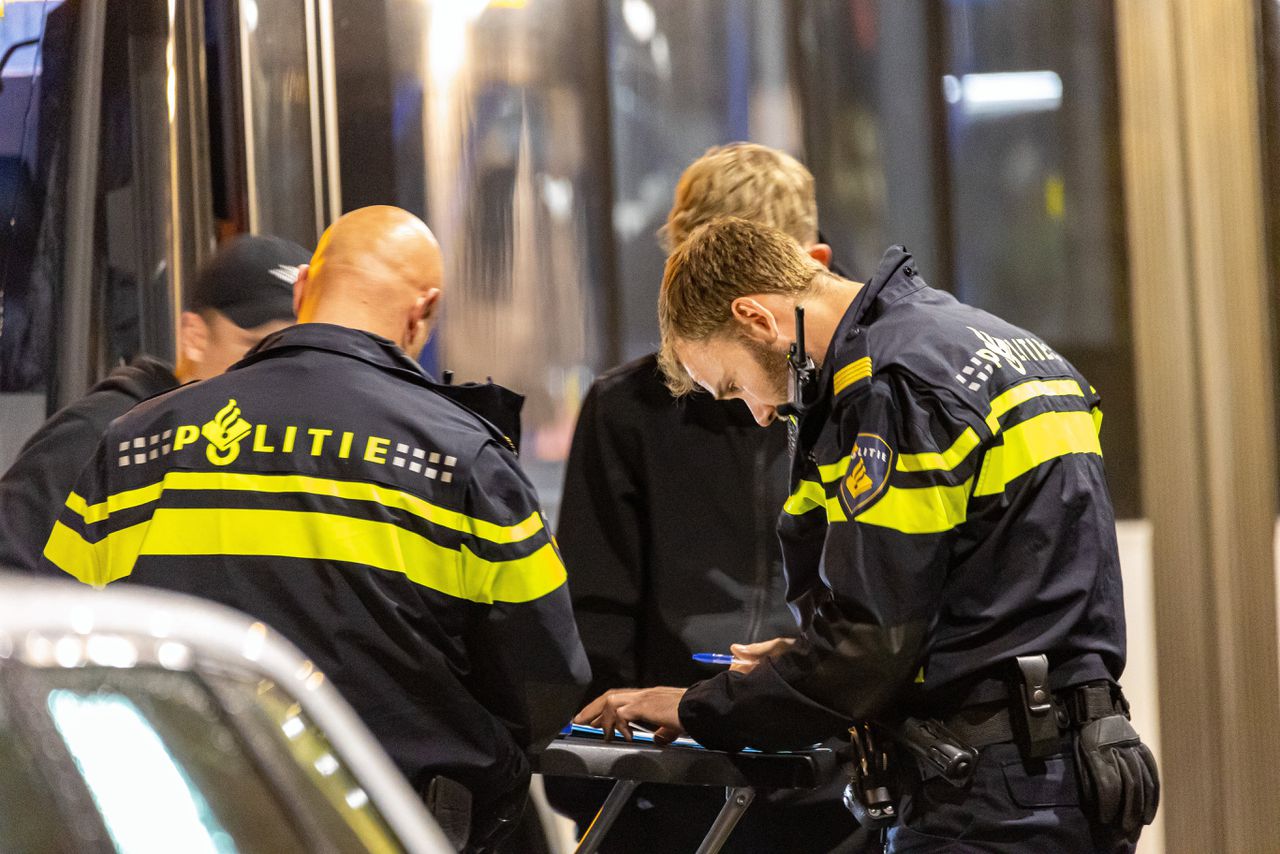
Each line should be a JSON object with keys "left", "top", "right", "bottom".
{"left": 658, "top": 217, "right": 825, "bottom": 395}
{"left": 660, "top": 143, "right": 818, "bottom": 252}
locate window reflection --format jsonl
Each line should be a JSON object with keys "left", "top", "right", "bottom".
{"left": 47, "top": 690, "right": 236, "bottom": 854}
{"left": 238, "top": 0, "right": 321, "bottom": 246}
{"left": 30, "top": 667, "right": 308, "bottom": 852}
{"left": 607, "top": 0, "right": 801, "bottom": 361}
{"left": 212, "top": 676, "right": 403, "bottom": 854}
{"left": 794, "top": 0, "right": 946, "bottom": 284}
{"left": 0, "top": 0, "right": 61, "bottom": 394}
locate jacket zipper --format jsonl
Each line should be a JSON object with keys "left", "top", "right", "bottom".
{"left": 745, "top": 435, "right": 773, "bottom": 643}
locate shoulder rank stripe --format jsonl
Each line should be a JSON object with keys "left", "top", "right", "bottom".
{"left": 833, "top": 357, "right": 872, "bottom": 396}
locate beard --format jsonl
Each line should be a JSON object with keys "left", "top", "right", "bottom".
{"left": 742, "top": 336, "right": 791, "bottom": 405}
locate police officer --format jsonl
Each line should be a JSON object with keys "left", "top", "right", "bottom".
{"left": 576, "top": 217, "right": 1157, "bottom": 851}
{"left": 41, "top": 206, "right": 591, "bottom": 852}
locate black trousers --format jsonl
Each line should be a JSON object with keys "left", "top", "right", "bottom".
{"left": 887, "top": 741, "right": 1137, "bottom": 853}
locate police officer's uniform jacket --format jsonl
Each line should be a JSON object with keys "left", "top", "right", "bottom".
{"left": 679, "top": 248, "right": 1126, "bottom": 752}
{"left": 42, "top": 323, "right": 592, "bottom": 827}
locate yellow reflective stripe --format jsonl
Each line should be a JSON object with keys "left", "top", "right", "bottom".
{"left": 974, "top": 410, "right": 1101, "bottom": 497}
{"left": 785, "top": 477, "right": 969, "bottom": 533}
{"left": 76, "top": 471, "right": 543, "bottom": 547}
{"left": 895, "top": 427, "right": 982, "bottom": 473}
{"left": 66, "top": 482, "right": 166, "bottom": 525}
{"left": 854, "top": 482, "right": 970, "bottom": 534}
{"left": 165, "top": 471, "right": 544, "bottom": 545}
{"left": 984, "top": 379, "right": 1085, "bottom": 434}
{"left": 1091, "top": 406, "right": 1103, "bottom": 435}
{"left": 458, "top": 542, "right": 566, "bottom": 603}
{"left": 43, "top": 520, "right": 147, "bottom": 587}
{"left": 45, "top": 507, "right": 562, "bottom": 603}
{"left": 783, "top": 479, "right": 831, "bottom": 516}
{"left": 832, "top": 357, "right": 872, "bottom": 396}
{"left": 816, "top": 457, "right": 852, "bottom": 483}
{"left": 133, "top": 507, "right": 563, "bottom": 603}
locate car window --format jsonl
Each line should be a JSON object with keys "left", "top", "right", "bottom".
{"left": 25, "top": 665, "right": 311, "bottom": 853}
{"left": 0, "top": 695, "right": 76, "bottom": 853}
{"left": 205, "top": 669, "right": 405, "bottom": 854}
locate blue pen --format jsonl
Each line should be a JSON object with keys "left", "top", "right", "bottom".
{"left": 692, "top": 652, "right": 749, "bottom": 666}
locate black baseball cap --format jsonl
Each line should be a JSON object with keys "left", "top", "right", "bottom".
{"left": 186, "top": 234, "right": 313, "bottom": 328}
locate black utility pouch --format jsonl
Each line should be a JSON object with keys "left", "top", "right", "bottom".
{"left": 426, "top": 775, "right": 473, "bottom": 851}
{"left": 1074, "top": 713, "right": 1160, "bottom": 840}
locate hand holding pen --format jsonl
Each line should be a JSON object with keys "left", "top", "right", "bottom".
{"left": 693, "top": 637, "right": 798, "bottom": 674}
{"left": 691, "top": 653, "right": 749, "bottom": 666}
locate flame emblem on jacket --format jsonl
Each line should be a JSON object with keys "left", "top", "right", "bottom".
{"left": 844, "top": 456, "right": 873, "bottom": 501}
{"left": 201, "top": 399, "right": 252, "bottom": 466}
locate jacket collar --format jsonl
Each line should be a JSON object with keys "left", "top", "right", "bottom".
{"left": 790, "top": 246, "right": 923, "bottom": 461}
{"left": 235, "top": 323, "right": 427, "bottom": 382}
{"left": 234, "top": 323, "right": 526, "bottom": 453}
{"left": 824, "top": 245, "right": 919, "bottom": 365}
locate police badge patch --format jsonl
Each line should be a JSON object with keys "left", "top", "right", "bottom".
{"left": 837, "top": 433, "right": 893, "bottom": 516}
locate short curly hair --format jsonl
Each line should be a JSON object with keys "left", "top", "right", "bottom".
{"left": 658, "top": 217, "right": 826, "bottom": 395}
{"left": 659, "top": 143, "right": 818, "bottom": 253}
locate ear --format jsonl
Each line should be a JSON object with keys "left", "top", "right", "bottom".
{"left": 729, "top": 296, "right": 783, "bottom": 347}
{"left": 404, "top": 288, "right": 442, "bottom": 358}
{"left": 292, "top": 264, "right": 310, "bottom": 318}
{"left": 807, "top": 243, "right": 833, "bottom": 268}
{"left": 178, "top": 311, "right": 209, "bottom": 364}
{"left": 420, "top": 287, "right": 442, "bottom": 327}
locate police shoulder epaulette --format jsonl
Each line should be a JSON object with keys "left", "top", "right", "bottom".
{"left": 831, "top": 335, "right": 873, "bottom": 401}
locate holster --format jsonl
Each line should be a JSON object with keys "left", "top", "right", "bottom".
{"left": 842, "top": 723, "right": 899, "bottom": 829}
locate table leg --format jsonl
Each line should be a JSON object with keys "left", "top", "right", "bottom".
{"left": 573, "top": 779, "right": 640, "bottom": 854}
{"left": 693, "top": 787, "right": 756, "bottom": 854}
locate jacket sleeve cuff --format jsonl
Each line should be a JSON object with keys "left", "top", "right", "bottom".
{"left": 678, "top": 660, "right": 851, "bottom": 752}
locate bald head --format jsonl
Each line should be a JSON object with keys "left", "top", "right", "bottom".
{"left": 294, "top": 206, "right": 444, "bottom": 357}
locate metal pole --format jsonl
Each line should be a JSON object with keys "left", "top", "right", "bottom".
{"left": 316, "top": 0, "right": 342, "bottom": 224}
{"left": 693, "top": 787, "right": 755, "bottom": 854}
{"left": 1116, "top": 0, "right": 1280, "bottom": 849}
{"left": 56, "top": 0, "right": 109, "bottom": 408}
{"left": 585, "top": 0, "right": 621, "bottom": 369}
{"left": 236, "top": 0, "right": 260, "bottom": 233}
{"left": 573, "top": 779, "right": 639, "bottom": 854}
{"left": 176, "top": 0, "right": 216, "bottom": 346}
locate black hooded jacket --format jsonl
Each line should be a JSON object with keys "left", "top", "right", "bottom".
{"left": 0, "top": 356, "right": 177, "bottom": 572}
{"left": 557, "top": 354, "right": 795, "bottom": 695}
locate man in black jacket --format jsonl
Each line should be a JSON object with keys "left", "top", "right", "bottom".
{"left": 0, "top": 234, "right": 308, "bottom": 573}
{"left": 548, "top": 145, "right": 863, "bottom": 851}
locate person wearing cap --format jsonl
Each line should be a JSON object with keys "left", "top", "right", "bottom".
{"left": 0, "top": 234, "right": 309, "bottom": 574}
